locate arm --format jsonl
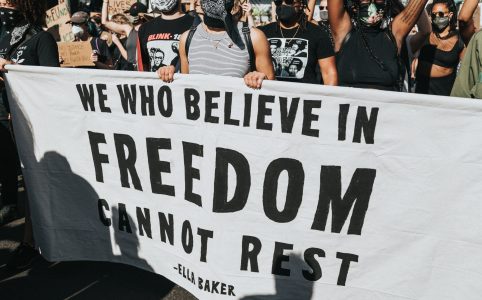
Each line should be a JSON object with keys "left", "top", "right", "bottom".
{"left": 271, "top": 1, "right": 277, "bottom": 22}
{"left": 409, "top": 10, "right": 431, "bottom": 54}
{"left": 244, "top": 28, "right": 275, "bottom": 88}
{"left": 328, "top": 0, "right": 352, "bottom": 52}
{"left": 391, "top": 0, "right": 429, "bottom": 50}
{"left": 242, "top": 1, "right": 255, "bottom": 27}
{"left": 316, "top": 27, "right": 337, "bottom": 85}
{"left": 93, "top": 58, "right": 113, "bottom": 69}
{"left": 179, "top": 31, "right": 189, "bottom": 74}
{"left": 112, "top": 34, "right": 128, "bottom": 60}
{"left": 158, "top": 30, "right": 189, "bottom": 82}
{"left": 458, "top": 0, "right": 478, "bottom": 45}
{"left": 306, "top": 0, "right": 317, "bottom": 21}
{"left": 319, "top": 57, "right": 338, "bottom": 85}
{"left": 102, "top": 0, "right": 132, "bottom": 36}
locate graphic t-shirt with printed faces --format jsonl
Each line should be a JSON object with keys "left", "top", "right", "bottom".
{"left": 137, "top": 14, "right": 194, "bottom": 72}
{"left": 259, "top": 22, "right": 334, "bottom": 84}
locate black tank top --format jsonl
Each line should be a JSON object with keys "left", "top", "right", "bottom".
{"left": 336, "top": 27, "right": 400, "bottom": 91}
{"left": 415, "top": 33, "right": 464, "bottom": 96}
{"left": 417, "top": 33, "right": 464, "bottom": 69}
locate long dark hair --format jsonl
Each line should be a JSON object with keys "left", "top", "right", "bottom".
{"left": 10, "top": 0, "right": 47, "bottom": 26}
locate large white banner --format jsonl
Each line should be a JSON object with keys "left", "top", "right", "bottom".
{"left": 5, "top": 65, "right": 482, "bottom": 299}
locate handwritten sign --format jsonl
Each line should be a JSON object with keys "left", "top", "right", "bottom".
{"left": 46, "top": 2, "right": 74, "bottom": 42}
{"left": 45, "top": 1, "right": 70, "bottom": 28}
{"left": 58, "top": 42, "right": 95, "bottom": 67}
{"left": 108, "top": 0, "right": 136, "bottom": 15}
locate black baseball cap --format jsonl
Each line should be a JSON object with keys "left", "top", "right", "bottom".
{"left": 124, "top": 2, "right": 148, "bottom": 16}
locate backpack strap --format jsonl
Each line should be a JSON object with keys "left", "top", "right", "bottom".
{"left": 185, "top": 25, "right": 198, "bottom": 59}
{"left": 241, "top": 22, "right": 255, "bottom": 72}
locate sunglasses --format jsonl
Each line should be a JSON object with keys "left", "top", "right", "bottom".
{"left": 359, "top": 0, "right": 385, "bottom": 6}
{"left": 431, "top": 11, "right": 448, "bottom": 18}
{"left": 274, "top": 0, "right": 301, "bottom": 6}
{"left": 319, "top": 5, "right": 327, "bottom": 9}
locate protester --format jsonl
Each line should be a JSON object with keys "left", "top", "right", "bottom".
{"left": 410, "top": 0, "right": 468, "bottom": 96}
{"left": 0, "top": 0, "right": 59, "bottom": 269}
{"left": 157, "top": 0, "right": 275, "bottom": 89}
{"left": 137, "top": 0, "right": 194, "bottom": 72}
{"left": 110, "top": 25, "right": 132, "bottom": 70}
{"left": 68, "top": 11, "right": 113, "bottom": 69}
{"left": 102, "top": 1, "right": 148, "bottom": 70}
{"left": 318, "top": 0, "right": 328, "bottom": 26}
{"left": 450, "top": 30, "right": 482, "bottom": 98}
{"left": 259, "top": 0, "right": 337, "bottom": 85}
{"left": 329, "top": 0, "right": 429, "bottom": 91}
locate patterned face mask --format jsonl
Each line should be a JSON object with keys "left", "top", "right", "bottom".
{"left": 0, "top": 7, "right": 24, "bottom": 29}
{"left": 150, "top": 0, "right": 178, "bottom": 12}
{"left": 358, "top": 2, "right": 385, "bottom": 27}
{"left": 201, "top": 0, "right": 228, "bottom": 23}
{"left": 201, "top": 0, "right": 243, "bottom": 46}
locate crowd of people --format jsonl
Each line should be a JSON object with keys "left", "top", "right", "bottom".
{"left": 0, "top": 0, "right": 482, "bottom": 270}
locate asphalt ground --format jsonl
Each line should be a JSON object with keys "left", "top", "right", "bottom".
{"left": 0, "top": 216, "right": 197, "bottom": 300}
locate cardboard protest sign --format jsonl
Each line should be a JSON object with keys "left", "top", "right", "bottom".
{"left": 109, "top": 0, "right": 136, "bottom": 15}
{"left": 45, "top": 2, "right": 74, "bottom": 42}
{"left": 58, "top": 42, "right": 95, "bottom": 67}
{"left": 6, "top": 65, "right": 482, "bottom": 299}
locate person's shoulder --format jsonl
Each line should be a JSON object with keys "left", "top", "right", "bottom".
{"left": 306, "top": 22, "right": 325, "bottom": 34}
{"left": 179, "top": 13, "right": 195, "bottom": 22}
{"left": 92, "top": 36, "right": 108, "bottom": 47}
{"left": 249, "top": 27, "right": 268, "bottom": 41}
{"left": 29, "top": 30, "right": 56, "bottom": 46}
{"left": 139, "top": 16, "right": 162, "bottom": 30}
{"left": 258, "top": 22, "right": 277, "bottom": 32}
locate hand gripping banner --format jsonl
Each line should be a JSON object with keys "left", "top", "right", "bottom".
{"left": 5, "top": 65, "right": 482, "bottom": 299}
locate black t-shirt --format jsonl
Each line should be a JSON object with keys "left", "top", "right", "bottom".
{"left": 111, "top": 38, "right": 133, "bottom": 71}
{"left": 8, "top": 31, "right": 59, "bottom": 67}
{"left": 0, "top": 30, "right": 59, "bottom": 119}
{"left": 137, "top": 14, "right": 194, "bottom": 72}
{"left": 90, "top": 37, "right": 112, "bottom": 65}
{"left": 259, "top": 22, "right": 334, "bottom": 84}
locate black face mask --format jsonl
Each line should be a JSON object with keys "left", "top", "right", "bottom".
{"left": 276, "top": 5, "right": 300, "bottom": 24}
{"left": 203, "top": 15, "right": 225, "bottom": 29}
{"left": 0, "top": 7, "right": 24, "bottom": 29}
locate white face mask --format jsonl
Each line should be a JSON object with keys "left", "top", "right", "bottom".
{"left": 71, "top": 25, "right": 84, "bottom": 39}
{"left": 151, "top": 0, "right": 178, "bottom": 12}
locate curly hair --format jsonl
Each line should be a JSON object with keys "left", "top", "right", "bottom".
{"left": 8, "top": 0, "right": 47, "bottom": 26}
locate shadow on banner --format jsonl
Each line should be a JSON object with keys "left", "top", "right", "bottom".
{"left": 240, "top": 254, "right": 314, "bottom": 300}
{"left": 0, "top": 100, "right": 183, "bottom": 299}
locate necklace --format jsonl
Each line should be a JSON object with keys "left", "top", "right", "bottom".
{"left": 203, "top": 25, "right": 234, "bottom": 49}
{"left": 280, "top": 24, "right": 301, "bottom": 41}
